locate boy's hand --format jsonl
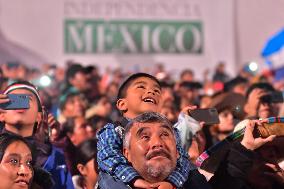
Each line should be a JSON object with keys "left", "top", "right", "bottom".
{"left": 241, "top": 120, "right": 276, "bottom": 150}
{"left": 0, "top": 94, "right": 9, "bottom": 113}
{"left": 133, "top": 178, "right": 152, "bottom": 188}
{"left": 150, "top": 182, "right": 174, "bottom": 189}
{"left": 47, "top": 113, "right": 61, "bottom": 141}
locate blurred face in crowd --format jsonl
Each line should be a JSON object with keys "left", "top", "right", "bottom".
{"left": 69, "top": 72, "right": 91, "bottom": 92}
{"left": 218, "top": 109, "right": 234, "bottom": 132}
{"left": 0, "top": 89, "right": 41, "bottom": 136}
{"left": 257, "top": 101, "right": 279, "bottom": 119}
{"left": 178, "top": 87, "right": 199, "bottom": 109}
{"left": 245, "top": 88, "right": 280, "bottom": 119}
{"left": 62, "top": 94, "right": 87, "bottom": 118}
{"left": 232, "top": 83, "right": 249, "bottom": 96}
{"left": 68, "top": 117, "right": 90, "bottom": 146}
{"left": 160, "top": 87, "right": 174, "bottom": 108}
{"left": 94, "top": 96, "right": 112, "bottom": 117}
{"left": 123, "top": 122, "right": 178, "bottom": 183}
{"left": 106, "top": 82, "right": 119, "bottom": 102}
{"left": 180, "top": 72, "right": 194, "bottom": 82}
{"left": 200, "top": 95, "right": 212, "bottom": 109}
{"left": 117, "top": 77, "right": 161, "bottom": 119}
{"left": 0, "top": 141, "right": 33, "bottom": 189}
{"left": 160, "top": 105, "right": 177, "bottom": 124}
{"left": 247, "top": 138, "right": 284, "bottom": 189}
{"left": 77, "top": 158, "right": 98, "bottom": 189}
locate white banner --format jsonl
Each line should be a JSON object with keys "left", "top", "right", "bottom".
{"left": 0, "top": 0, "right": 236, "bottom": 79}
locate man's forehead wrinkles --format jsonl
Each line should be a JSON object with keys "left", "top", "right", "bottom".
{"left": 161, "top": 124, "right": 174, "bottom": 133}
{"left": 135, "top": 124, "right": 150, "bottom": 136}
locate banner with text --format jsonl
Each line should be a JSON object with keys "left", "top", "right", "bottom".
{"left": 0, "top": 0, "right": 236, "bottom": 78}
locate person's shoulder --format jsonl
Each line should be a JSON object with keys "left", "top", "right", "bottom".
{"left": 99, "top": 171, "right": 132, "bottom": 189}
{"left": 183, "top": 169, "right": 211, "bottom": 189}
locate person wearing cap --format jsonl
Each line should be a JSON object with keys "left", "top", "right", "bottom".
{"left": 57, "top": 87, "right": 88, "bottom": 124}
{"left": 0, "top": 81, "right": 74, "bottom": 189}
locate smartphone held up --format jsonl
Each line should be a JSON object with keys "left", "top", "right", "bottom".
{"left": 0, "top": 94, "right": 30, "bottom": 110}
{"left": 189, "top": 108, "right": 220, "bottom": 125}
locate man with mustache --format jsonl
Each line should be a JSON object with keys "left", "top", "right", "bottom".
{"left": 121, "top": 112, "right": 277, "bottom": 189}
{"left": 122, "top": 112, "right": 210, "bottom": 188}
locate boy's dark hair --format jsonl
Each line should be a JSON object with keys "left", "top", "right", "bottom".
{"left": 245, "top": 82, "right": 275, "bottom": 99}
{"left": 117, "top": 73, "right": 161, "bottom": 100}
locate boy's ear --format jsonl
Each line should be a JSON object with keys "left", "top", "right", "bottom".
{"left": 116, "top": 98, "right": 128, "bottom": 112}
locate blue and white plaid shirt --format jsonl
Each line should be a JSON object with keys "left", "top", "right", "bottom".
{"left": 97, "top": 118, "right": 196, "bottom": 188}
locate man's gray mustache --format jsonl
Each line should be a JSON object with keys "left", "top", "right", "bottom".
{"left": 146, "top": 149, "right": 171, "bottom": 160}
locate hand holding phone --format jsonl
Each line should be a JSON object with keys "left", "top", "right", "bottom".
{"left": 0, "top": 94, "right": 10, "bottom": 104}
{"left": 0, "top": 94, "right": 30, "bottom": 110}
{"left": 189, "top": 108, "right": 220, "bottom": 125}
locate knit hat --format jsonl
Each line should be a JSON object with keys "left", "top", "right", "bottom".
{"left": 3, "top": 81, "right": 42, "bottom": 112}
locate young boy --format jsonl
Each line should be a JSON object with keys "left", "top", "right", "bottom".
{"left": 97, "top": 73, "right": 195, "bottom": 188}
{"left": 0, "top": 81, "right": 74, "bottom": 189}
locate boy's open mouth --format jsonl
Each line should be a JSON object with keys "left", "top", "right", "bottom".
{"left": 143, "top": 97, "right": 157, "bottom": 104}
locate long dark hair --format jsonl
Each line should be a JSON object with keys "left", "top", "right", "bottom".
{"left": 76, "top": 138, "right": 98, "bottom": 172}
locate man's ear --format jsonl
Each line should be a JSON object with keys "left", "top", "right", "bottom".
{"left": 77, "top": 164, "right": 86, "bottom": 176}
{"left": 116, "top": 98, "right": 128, "bottom": 112}
{"left": 123, "top": 147, "right": 131, "bottom": 162}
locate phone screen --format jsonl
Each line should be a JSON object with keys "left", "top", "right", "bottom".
{"left": 0, "top": 94, "right": 30, "bottom": 110}
{"left": 189, "top": 108, "right": 220, "bottom": 125}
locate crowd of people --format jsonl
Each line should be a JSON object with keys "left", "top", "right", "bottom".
{"left": 0, "top": 61, "right": 283, "bottom": 189}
